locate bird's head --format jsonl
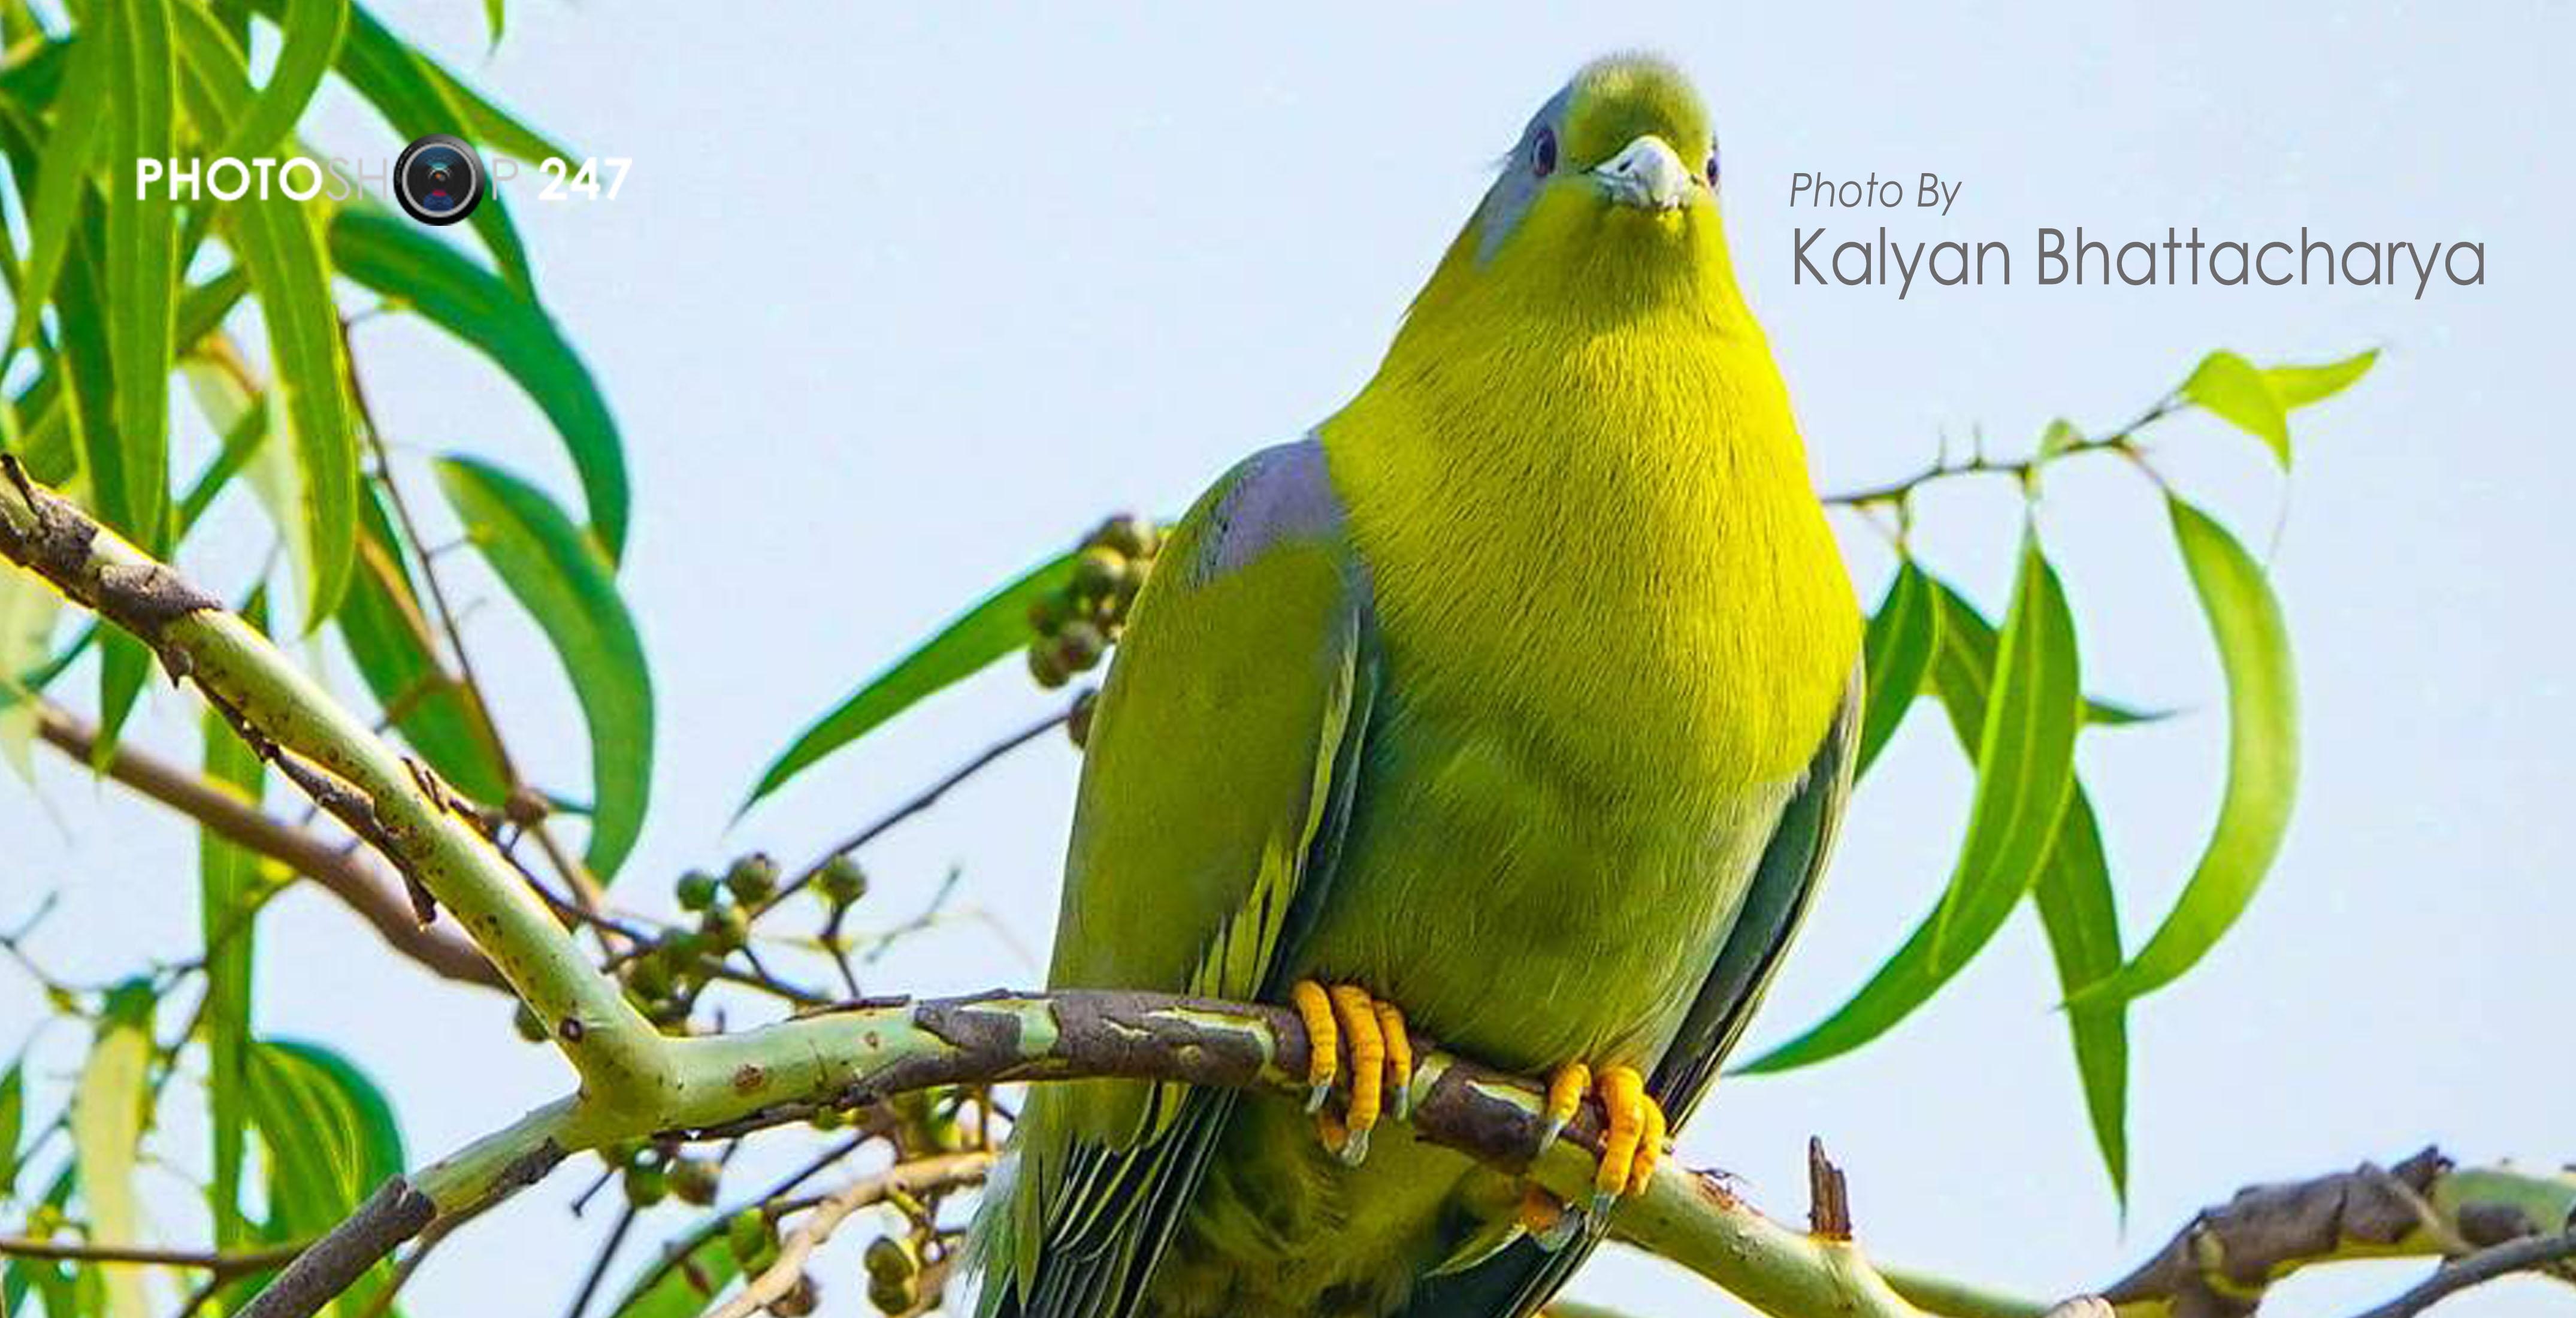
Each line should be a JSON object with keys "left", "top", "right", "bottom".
{"left": 1406, "top": 55, "right": 1744, "bottom": 334}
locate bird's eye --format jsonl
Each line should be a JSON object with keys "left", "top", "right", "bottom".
{"left": 1704, "top": 147, "right": 1721, "bottom": 187}
{"left": 1532, "top": 128, "right": 1557, "bottom": 178}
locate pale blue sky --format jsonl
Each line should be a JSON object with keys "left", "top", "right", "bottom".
{"left": 5, "top": 4, "right": 2572, "bottom": 1315}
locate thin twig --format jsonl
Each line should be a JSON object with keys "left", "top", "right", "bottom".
{"left": 564, "top": 1199, "right": 641, "bottom": 1318}
{"left": 765, "top": 708, "right": 1070, "bottom": 911}
{"left": 32, "top": 702, "right": 504, "bottom": 989}
{"left": 2349, "top": 1231, "right": 2576, "bottom": 1318}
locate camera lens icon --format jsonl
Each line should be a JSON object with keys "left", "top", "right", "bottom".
{"left": 394, "top": 134, "right": 486, "bottom": 226}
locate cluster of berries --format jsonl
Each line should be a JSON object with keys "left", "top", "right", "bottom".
{"left": 1025, "top": 514, "right": 1159, "bottom": 697}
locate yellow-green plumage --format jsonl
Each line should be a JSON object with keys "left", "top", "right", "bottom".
{"left": 976, "top": 54, "right": 1861, "bottom": 1318}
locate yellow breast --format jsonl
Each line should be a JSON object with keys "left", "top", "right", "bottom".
{"left": 1320, "top": 281, "right": 1857, "bottom": 795}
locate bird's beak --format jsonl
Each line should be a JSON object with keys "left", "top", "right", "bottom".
{"left": 1590, "top": 135, "right": 1694, "bottom": 212}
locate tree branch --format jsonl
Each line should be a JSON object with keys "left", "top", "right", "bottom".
{"left": 0, "top": 456, "right": 662, "bottom": 1101}
{"left": 31, "top": 702, "right": 505, "bottom": 990}
{"left": 6, "top": 460, "right": 2566, "bottom": 1318}
{"left": 0, "top": 1232, "right": 307, "bottom": 1277}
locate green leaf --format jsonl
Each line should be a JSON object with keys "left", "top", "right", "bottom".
{"left": 246, "top": 1039, "right": 404, "bottom": 1311}
{"left": 201, "top": 676, "right": 268, "bottom": 1247}
{"left": 93, "top": 630, "right": 150, "bottom": 772}
{"left": 1928, "top": 528, "right": 2083, "bottom": 973}
{"left": 208, "top": 0, "right": 347, "bottom": 161}
{"left": 72, "top": 985, "right": 153, "bottom": 1318}
{"left": 1736, "top": 555, "right": 2081, "bottom": 1075}
{"left": 10, "top": 28, "right": 110, "bottom": 352}
{"left": 436, "top": 456, "right": 654, "bottom": 879}
{"left": 333, "top": 211, "right": 630, "bottom": 560}
{"left": 2181, "top": 349, "right": 2290, "bottom": 467}
{"left": 335, "top": 482, "right": 510, "bottom": 803}
{"left": 0, "top": 561, "right": 64, "bottom": 782}
{"left": 172, "top": 8, "right": 361, "bottom": 625}
{"left": 2037, "top": 417, "right": 2082, "bottom": 460}
{"left": 1926, "top": 588, "right": 2129, "bottom": 1198}
{"left": 2084, "top": 697, "right": 2170, "bottom": 728}
{"left": 2028, "top": 790, "right": 2128, "bottom": 1201}
{"left": 102, "top": 0, "right": 182, "bottom": 555}
{"left": 307, "top": 0, "right": 540, "bottom": 291}
{"left": 2073, "top": 498, "right": 2298, "bottom": 1005}
{"left": 0, "top": 1056, "right": 23, "bottom": 1200}
{"left": 1855, "top": 560, "right": 1939, "bottom": 779}
{"left": 740, "top": 547, "right": 1078, "bottom": 816}
{"left": 2263, "top": 347, "right": 2378, "bottom": 410}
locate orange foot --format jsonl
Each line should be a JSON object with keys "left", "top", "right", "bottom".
{"left": 1523, "top": 1062, "right": 1668, "bottom": 1248}
{"left": 1290, "top": 980, "right": 1416, "bottom": 1166}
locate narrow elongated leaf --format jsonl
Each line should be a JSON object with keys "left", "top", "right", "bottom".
{"left": 2263, "top": 348, "right": 2378, "bottom": 410}
{"left": 2028, "top": 791, "right": 2128, "bottom": 1196}
{"left": 436, "top": 457, "right": 654, "bottom": 878}
{"left": 1928, "top": 529, "right": 2083, "bottom": 972}
{"left": 72, "top": 985, "right": 154, "bottom": 1318}
{"left": 208, "top": 0, "right": 347, "bottom": 161}
{"left": 1737, "top": 558, "right": 2081, "bottom": 1074}
{"left": 2074, "top": 500, "right": 2297, "bottom": 1005}
{"left": 172, "top": 9, "right": 361, "bottom": 624}
{"left": 201, "top": 676, "right": 268, "bottom": 1247}
{"left": 0, "top": 1057, "right": 23, "bottom": 1199}
{"left": 740, "top": 548, "right": 1078, "bottom": 815}
{"left": 10, "top": 27, "right": 110, "bottom": 350}
{"left": 1743, "top": 584, "right": 2133, "bottom": 1199}
{"left": 246, "top": 1040, "right": 404, "bottom": 1312}
{"left": 103, "top": 0, "right": 182, "bottom": 554}
{"left": 0, "top": 562, "right": 63, "bottom": 782}
{"left": 1924, "top": 590, "right": 2128, "bottom": 1197}
{"left": 336, "top": 482, "right": 510, "bottom": 803}
{"left": 95, "top": 630, "right": 151, "bottom": 772}
{"left": 2181, "top": 349, "right": 2290, "bottom": 467}
{"left": 1855, "top": 560, "right": 1939, "bottom": 778}
{"left": 333, "top": 211, "right": 630, "bottom": 559}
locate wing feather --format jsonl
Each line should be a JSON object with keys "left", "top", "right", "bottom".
{"left": 976, "top": 440, "right": 1376, "bottom": 1318}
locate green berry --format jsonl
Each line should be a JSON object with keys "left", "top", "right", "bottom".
{"left": 1026, "top": 642, "right": 1068, "bottom": 689}
{"left": 1095, "top": 513, "right": 1156, "bottom": 560}
{"left": 1071, "top": 546, "right": 1126, "bottom": 601}
{"left": 675, "top": 870, "right": 720, "bottom": 911}
{"left": 701, "top": 903, "right": 750, "bottom": 951}
{"left": 725, "top": 853, "right": 780, "bottom": 905}
{"left": 819, "top": 855, "right": 869, "bottom": 905}
{"left": 725, "top": 1207, "right": 771, "bottom": 1263}
{"left": 863, "top": 1235, "right": 917, "bottom": 1281}
{"left": 669, "top": 1156, "right": 719, "bottom": 1207}
{"left": 1055, "top": 619, "right": 1106, "bottom": 671}
{"left": 622, "top": 1163, "right": 667, "bottom": 1207}
{"left": 1026, "top": 591, "right": 1071, "bottom": 637}
{"left": 869, "top": 1275, "right": 918, "bottom": 1314}
{"left": 512, "top": 1001, "right": 548, "bottom": 1043}
{"left": 769, "top": 1274, "right": 820, "bottom": 1317}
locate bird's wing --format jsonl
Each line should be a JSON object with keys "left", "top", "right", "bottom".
{"left": 979, "top": 438, "right": 1377, "bottom": 1318}
{"left": 1396, "top": 668, "right": 1861, "bottom": 1318}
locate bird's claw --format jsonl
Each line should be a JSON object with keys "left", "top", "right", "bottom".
{"left": 1289, "top": 980, "right": 1414, "bottom": 1165}
{"left": 1525, "top": 1062, "right": 1668, "bottom": 1226}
